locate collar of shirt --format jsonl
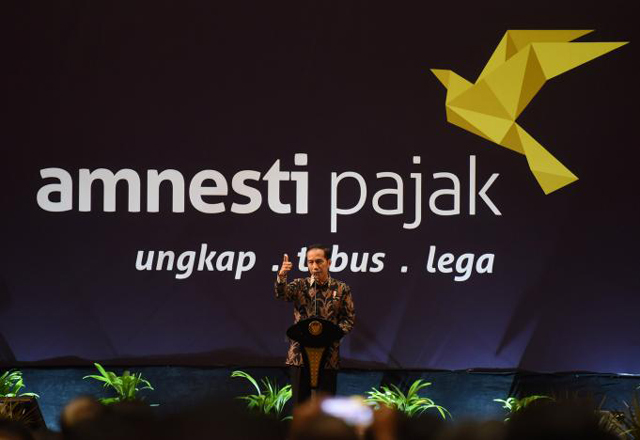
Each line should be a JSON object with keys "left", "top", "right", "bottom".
{"left": 307, "top": 275, "right": 332, "bottom": 288}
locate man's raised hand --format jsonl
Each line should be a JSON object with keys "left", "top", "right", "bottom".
{"left": 278, "top": 253, "right": 293, "bottom": 278}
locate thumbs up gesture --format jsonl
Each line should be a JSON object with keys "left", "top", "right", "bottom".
{"left": 278, "top": 254, "right": 293, "bottom": 278}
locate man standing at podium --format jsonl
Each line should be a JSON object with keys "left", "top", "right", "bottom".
{"left": 275, "top": 244, "right": 355, "bottom": 404}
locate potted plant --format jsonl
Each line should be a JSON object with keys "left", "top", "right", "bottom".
{"left": 365, "top": 379, "right": 451, "bottom": 419}
{"left": 493, "top": 395, "right": 553, "bottom": 421}
{"left": 231, "top": 370, "right": 292, "bottom": 421}
{"left": 83, "top": 363, "right": 155, "bottom": 405}
{"left": 0, "top": 369, "right": 45, "bottom": 429}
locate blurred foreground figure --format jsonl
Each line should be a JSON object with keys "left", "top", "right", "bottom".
{"left": 160, "top": 400, "right": 284, "bottom": 440}
{"left": 505, "top": 400, "right": 619, "bottom": 440}
{"left": 60, "top": 397, "right": 158, "bottom": 440}
{"left": 60, "top": 397, "right": 284, "bottom": 440}
{"left": 437, "top": 421, "right": 506, "bottom": 440}
{"left": 292, "top": 414, "right": 357, "bottom": 440}
{"left": 0, "top": 419, "right": 35, "bottom": 440}
{"left": 60, "top": 396, "right": 105, "bottom": 432}
{"left": 365, "top": 406, "right": 445, "bottom": 440}
{"left": 290, "top": 397, "right": 357, "bottom": 440}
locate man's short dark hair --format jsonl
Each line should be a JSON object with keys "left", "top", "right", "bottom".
{"left": 307, "top": 243, "right": 332, "bottom": 260}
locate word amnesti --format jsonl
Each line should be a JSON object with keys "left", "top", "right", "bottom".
{"left": 36, "top": 154, "right": 501, "bottom": 231}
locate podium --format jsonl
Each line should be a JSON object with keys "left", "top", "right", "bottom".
{"left": 286, "top": 318, "right": 344, "bottom": 390}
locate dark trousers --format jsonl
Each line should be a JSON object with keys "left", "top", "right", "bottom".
{"left": 289, "top": 366, "right": 337, "bottom": 405}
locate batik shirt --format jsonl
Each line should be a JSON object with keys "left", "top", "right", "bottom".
{"left": 275, "top": 275, "right": 355, "bottom": 369}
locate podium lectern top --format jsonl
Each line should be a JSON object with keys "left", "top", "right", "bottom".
{"left": 286, "top": 317, "right": 344, "bottom": 348}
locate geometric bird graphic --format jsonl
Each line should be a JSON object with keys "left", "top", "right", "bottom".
{"left": 431, "top": 30, "right": 628, "bottom": 194}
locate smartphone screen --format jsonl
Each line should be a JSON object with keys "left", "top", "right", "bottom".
{"left": 320, "top": 396, "right": 374, "bottom": 427}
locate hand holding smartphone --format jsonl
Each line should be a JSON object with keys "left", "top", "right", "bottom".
{"left": 320, "top": 396, "right": 374, "bottom": 428}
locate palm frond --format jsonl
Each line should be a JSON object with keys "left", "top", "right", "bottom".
{"left": 231, "top": 370, "right": 262, "bottom": 395}
{"left": 615, "top": 390, "right": 640, "bottom": 439}
{"left": 0, "top": 370, "right": 39, "bottom": 399}
{"left": 83, "top": 363, "right": 154, "bottom": 405}
{"left": 231, "top": 370, "right": 292, "bottom": 420}
{"left": 494, "top": 395, "right": 553, "bottom": 421}
{"left": 365, "top": 379, "right": 450, "bottom": 419}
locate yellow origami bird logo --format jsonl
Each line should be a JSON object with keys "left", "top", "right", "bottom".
{"left": 431, "top": 30, "right": 628, "bottom": 194}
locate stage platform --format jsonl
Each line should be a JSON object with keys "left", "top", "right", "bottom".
{"left": 17, "top": 367, "right": 640, "bottom": 430}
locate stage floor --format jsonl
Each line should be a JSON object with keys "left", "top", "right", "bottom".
{"left": 18, "top": 367, "right": 640, "bottom": 430}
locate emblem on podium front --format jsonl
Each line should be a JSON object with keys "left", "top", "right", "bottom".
{"left": 308, "top": 320, "right": 323, "bottom": 336}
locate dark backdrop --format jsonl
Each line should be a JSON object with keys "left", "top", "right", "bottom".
{"left": 2, "top": 0, "right": 638, "bottom": 372}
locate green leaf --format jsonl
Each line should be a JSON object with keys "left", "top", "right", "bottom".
{"left": 231, "top": 371, "right": 292, "bottom": 419}
{"left": 365, "top": 379, "right": 450, "bottom": 419}
{"left": 494, "top": 395, "right": 552, "bottom": 421}
{"left": 83, "top": 364, "right": 154, "bottom": 404}
{"left": 231, "top": 371, "right": 262, "bottom": 396}
{"left": 99, "top": 397, "right": 122, "bottom": 405}
{"left": 93, "top": 363, "right": 110, "bottom": 379}
{"left": 0, "top": 370, "right": 39, "bottom": 399}
{"left": 82, "top": 375, "right": 111, "bottom": 383}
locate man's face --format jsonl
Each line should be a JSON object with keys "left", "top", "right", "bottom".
{"left": 307, "top": 248, "right": 331, "bottom": 281}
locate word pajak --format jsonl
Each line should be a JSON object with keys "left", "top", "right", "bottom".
{"left": 330, "top": 155, "right": 501, "bottom": 232}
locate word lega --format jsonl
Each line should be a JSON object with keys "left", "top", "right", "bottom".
{"left": 426, "top": 245, "right": 494, "bottom": 282}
